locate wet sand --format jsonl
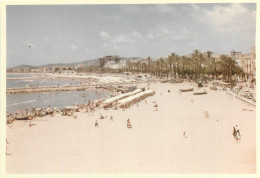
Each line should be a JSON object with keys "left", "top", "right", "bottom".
{"left": 6, "top": 82, "right": 256, "bottom": 173}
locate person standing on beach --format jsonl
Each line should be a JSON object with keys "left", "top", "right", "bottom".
{"left": 6, "top": 139, "right": 10, "bottom": 155}
{"left": 204, "top": 111, "right": 209, "bottom": 118}
{"left": 235, "top": 125, "right": 240, "bottom": 136}
{"left": 95, "top": 120, "right": 98, "bottom": 127}
{"left": 233, "top": 126, "right": 236, "bottom": 138}
{"left": 127, "top": 119, "right": 132, "bottom": 128}
{"left": 110, "top": 115, "right": 113, "bottom": 121}
{"left": 183, "top": 131, "right": 187, "bottom": 138}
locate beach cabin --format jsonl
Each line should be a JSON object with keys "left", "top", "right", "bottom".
{"left": 102, "top": 89, "right": 142, "bottom": 108}
{"left": 118, "top": 89, "right": 155, "bottom": 108}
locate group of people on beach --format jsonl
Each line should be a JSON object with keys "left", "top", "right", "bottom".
{"left": 95, "top": 116, "right": 131, "bottom": 129}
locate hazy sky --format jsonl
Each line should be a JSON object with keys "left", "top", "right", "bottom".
{"left": 6, "top": 3, "right": 256, "bottom": 67}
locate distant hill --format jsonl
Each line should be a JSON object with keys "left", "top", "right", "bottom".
{"left": 9, "top": 59, "right": 100, "bottom": 69}
{"left": 7, "top": 56, "right": 143, "bottom": 70}
{"left": 9, "top": 64, "right": 38, "bottom": 69}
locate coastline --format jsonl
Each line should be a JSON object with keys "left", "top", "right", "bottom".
{"left": 6, "top": 81, "right": 256, "bottom": 173}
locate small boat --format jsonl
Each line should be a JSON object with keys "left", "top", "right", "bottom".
{"left": 15, "top": 113, "right": 30, "bottom": 120}
{"left": 14, "top": 110, "right": 30, "bottom": 120}
{"left": 71, "top": 105, "right": 80, "bottom": 112}
{"left": 161, "top": 80, "right": 168, "bottom": 83}
{"left": 45, "top": 108, "right": 54, "bottom": 115}
{"left": 193, "top": 90, "right": 207, "bottom": 95}
{"left": 34, "top": 108, "right": 46, "bottom": 116}
{"left": 38, "top": 111, "right": 46, "bottom": 117}
{"left": 77, "top": 88, "right": 85, "bottom": 91}
{"left": 210, "top": 86, "right": 217, "bottom": 90}
{"left": 15, "top": 115, "right": 30, "bottom": 120}
{"left": 6, "top": 114, "right": 14, "bottom": 124}
{"left": 170, "top": 79, "right": 183, "bottom": 83}
{"left": 180, "top": 88, "right": 194, "bottom": 92}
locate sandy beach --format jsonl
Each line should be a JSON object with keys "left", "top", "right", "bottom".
{"left": 6, "top": 82, "right": 256, "bottom": 173}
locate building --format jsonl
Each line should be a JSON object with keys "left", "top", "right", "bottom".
{"left": 230, "top": 50, "right": 242, "bottom": 67}
{"left": 251, "top": 46, "right": 256, "bottom": 75}
{"left": 240, "top": 46, "right": 256, "bottom": 78}
{"left": 99, "top": 55, "right": 120, "bottom": 67}
{"left": 84, "top": 59, "right": 100, "bottom": 67}
{"left": 30, "top": 68, "right": 40, "bottom": 72}
{"left": 104, "top": 59, "right": 127, "bottom": 69}
{"left": 39, "top": 67, "right": 50, "bottom": 73}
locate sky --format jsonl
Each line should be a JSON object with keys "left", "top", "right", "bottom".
{"left": 6, "top": 3, "right": 256, "bottom": 67}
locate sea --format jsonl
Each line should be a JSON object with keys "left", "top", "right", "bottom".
{"left": 6, "top": 74, "right": 112, "bottom": 114}
{"left": 7, "top": 73, "right": 83, "bottom": 88}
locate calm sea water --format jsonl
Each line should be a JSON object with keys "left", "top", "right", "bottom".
{"left": 7, "top": 78, "right": 82, "bottom": 88}
{"left": 7, "top": 74, "right": 33, "bottom": 78}
{"left": 7, "top": 89, "right": 111, "bottom": 114}
{"left": 6, "top": 74, "right": 112, "bottom": 114}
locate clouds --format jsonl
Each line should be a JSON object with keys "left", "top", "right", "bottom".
{"left": 122, "top": 4, "right": 177, "bottom": 14}
{"left": 99, "top": 31, "right": 110, "bottom": 40}
{"left": 102, "top": 31, "right": 143, "bottom": 51}
{"left": 200, "top": 4, "right": 256, "bottom": 34}
{"left": 70, "top": 44, "right": 78, "bottom": 50}
{"left": 6, "top": 4, "right": 256, "bottom": 67}
{"left": 146, "top": 25, "right": 194, "bottom": 41}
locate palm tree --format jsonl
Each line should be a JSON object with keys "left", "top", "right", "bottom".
{"left": 192, "top": 50, "right": 200, "bottom": 80}
{"left": 146, "top": 56, "right": 152, "bottom": 73}
{"left": 219, "top": 55, "right": 239, "bottom": 82}
{"left": 178, "top": 56, "right": 190, "bottom": 78}
{"left": 168, "top": 53, "right": 179, "bottom": 77}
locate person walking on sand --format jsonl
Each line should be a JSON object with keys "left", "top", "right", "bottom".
{"left": 235, "top": 125, "right": 240, "bottom": 137}
{"left": 95, "top": 120, "right": 98, "bottom": 127}
{"left": 183, "top": 131, "right": 187, "bottom": 138}
{"left": 204, "top": 111, "right": 209, "bottom": 118}
{"left": 233, "top": 126, "right": 237, "bottom": 138}
{"left": 110, "top": 115, "right": 113, "bottom": 121}
{"left": 233, "top": 125, "right": 241, "bottom": 140}
{"left": 127, "top": 119, "right": 132, "bottom": 128}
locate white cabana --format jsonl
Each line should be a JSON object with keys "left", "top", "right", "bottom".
{"left": 102, "top": 89, "right": 142, "bottom": 108}
{"left": 118, "top": 89, "right": 155, "bottom": 108}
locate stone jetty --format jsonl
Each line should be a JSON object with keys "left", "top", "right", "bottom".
{"left": 6, "top": 85, "right": 94, "bottom": 94}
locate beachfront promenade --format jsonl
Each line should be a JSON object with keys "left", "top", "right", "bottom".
{"left": 6, "top": 82, "right": 256, "bottom": 173}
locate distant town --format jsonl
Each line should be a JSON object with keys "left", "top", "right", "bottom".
{"left": 7, "top": 46, "right": 256, "bottom": 82}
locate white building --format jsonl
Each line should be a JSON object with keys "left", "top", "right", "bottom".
{"left": 104, "top": 59, "right": 127, "bottom": 69}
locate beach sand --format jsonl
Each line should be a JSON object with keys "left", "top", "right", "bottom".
{"left": 6, "top": 82, "right": 256, "bottom": 173}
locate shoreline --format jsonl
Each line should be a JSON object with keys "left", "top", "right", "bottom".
{"left": 6, "top": 82, "right": 256, "bottom": 173}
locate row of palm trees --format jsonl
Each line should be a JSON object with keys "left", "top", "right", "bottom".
{"left": 125, "top": 50, "right": 244, "bottom": 82}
